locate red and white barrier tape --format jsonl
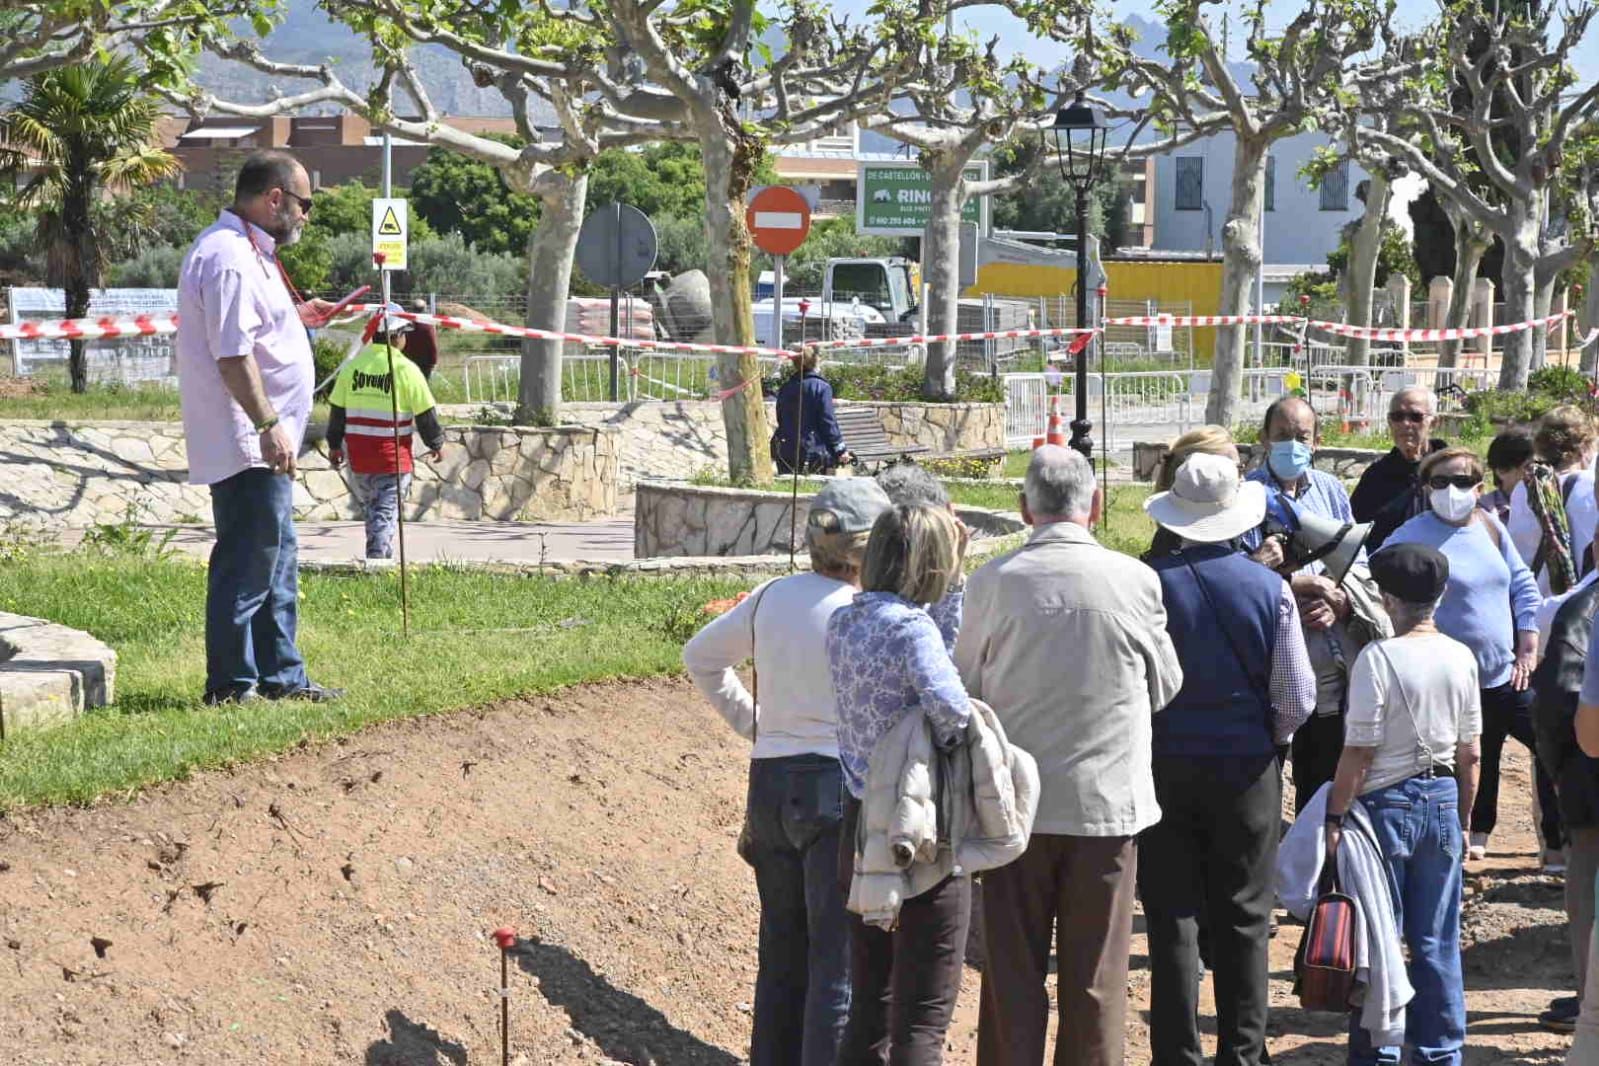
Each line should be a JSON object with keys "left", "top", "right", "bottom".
{"left": 804, "top": 326, "right": 1099, "bottom": 351}
{"left": 1104, "top": 314, "right": 1306, "bottom": 327}
{"left": 1, "top": 304, "right": 1588, "bottom": 359}
{"left": 0, "top": 313, "right": 178, "bottom": 341}
{"left": 1306, "top": 311, "right": 1573, "bottom": 342}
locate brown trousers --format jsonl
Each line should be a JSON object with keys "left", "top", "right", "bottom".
{"left": 976, "top": 833, "right": 1138, "bottom": 1066}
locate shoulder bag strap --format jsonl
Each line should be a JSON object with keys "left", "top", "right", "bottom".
{"left": 1180, "top": 553, "right": 1274, "bottom": 711}
{"left": 1368, "top": 640, "right": 1435, "bottom": 768}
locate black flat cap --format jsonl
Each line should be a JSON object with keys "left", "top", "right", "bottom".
{"left": 1370, "top": 543, "right": 1450, "bottom": 603}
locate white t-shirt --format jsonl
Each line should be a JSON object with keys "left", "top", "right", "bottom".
{"left": 1508, "top": 474, "right": 1598, "bottom": 596}
{"left": 1344, "top": 633, "right": 1482, "bottom": 794}
{"left": 681, "top": 572, "right": 855, "bottom": 760}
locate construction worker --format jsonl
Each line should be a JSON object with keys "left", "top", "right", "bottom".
{"left": 326, "top": 308, "right": 445, "bottom": 560}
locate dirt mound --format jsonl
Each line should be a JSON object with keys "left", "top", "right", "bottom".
{"left": 0, "top": 677, "right": 1582, "bottom": 1064}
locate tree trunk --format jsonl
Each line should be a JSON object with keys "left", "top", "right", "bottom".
{"left": 920, "top": 157, "right": 966, "bottom": 401}
{"left": 1532, "top": 271, "right": 1556, "bottom": 371}
{"left": 1437, "top": 219, "right": 1484, "bottom": 370}
{"left": 1498, "top": 223, "right": 1540, "bottom": 390}
{"left": 1345, "top": 170, "right": 1391, "bottom": 367}
{"left": 516, "top": 169, "right": 587, "bottom": 426}
{"left": 1205, "top": 135, "right": 1267, "bottom": 427}
{"left": 701, "top": 129, "right": 773, "bottom": 485}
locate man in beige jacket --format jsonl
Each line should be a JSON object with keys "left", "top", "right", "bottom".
{"left": 955, "top": 445, "right": 1184, "bottom": 1066}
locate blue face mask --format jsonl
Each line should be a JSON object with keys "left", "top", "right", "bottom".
{"left": 1268, "top": 439, "right": 1313, "bottom": 481}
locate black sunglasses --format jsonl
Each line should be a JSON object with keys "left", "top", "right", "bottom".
{"left": 279, "top": 188, "right": 314, "bottom": 214}
{"left": 1388, "top": 410, "right": 1428, "bottom": 424}
{"left": 1427, "top": 474, "right": 1480, "bottom": 491}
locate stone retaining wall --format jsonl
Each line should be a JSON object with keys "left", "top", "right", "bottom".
{"left": 0, "top": 420, "right": 619, "bottom": 529}
{"left": 0, "top": 610, "right": 116, "bottom": 734}
{"left": 552, "top": 400, "right": 1007, "bottom": 488}
{"left": 634, "top": 479, "right": 1025, "bottom": 559}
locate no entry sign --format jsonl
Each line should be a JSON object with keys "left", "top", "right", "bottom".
{"left": 747, "top": 186, "right": 812, "bottom": 256}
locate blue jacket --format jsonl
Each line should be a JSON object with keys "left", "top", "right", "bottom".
{"left": 772, "top": 371, "right": 846, "bottom": 470}
{"left": 1150, "top": 544, "right": 1282, "bottom": 758}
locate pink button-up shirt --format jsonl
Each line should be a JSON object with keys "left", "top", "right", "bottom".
{"left": 175, "top": 210, "right": 314, "bottom": 486}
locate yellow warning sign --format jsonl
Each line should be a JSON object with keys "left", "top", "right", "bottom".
{"left": 371, "top": 197, "right": 408, "bottom": 271}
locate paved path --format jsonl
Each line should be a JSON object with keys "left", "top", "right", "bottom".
{"left": 65, "top": 519, "right": 638, "bottom": 565}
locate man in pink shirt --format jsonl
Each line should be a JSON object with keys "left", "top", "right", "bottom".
{"left": 176, "top": 150, "right": 341, "bottom": 705}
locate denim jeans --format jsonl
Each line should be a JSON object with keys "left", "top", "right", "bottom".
{"left": 1348, "top": 775, "right": 1465, "bottom": 1066}
{"left": 741, "top": 754, "right": 852, "bottom": 1066}
{"left": 206, "top": 467, "right": 307, "bottom": 698}
{"left": 354, "top": 471, "right": 411, "bottom": 559}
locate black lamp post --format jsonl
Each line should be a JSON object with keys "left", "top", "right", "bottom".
{"left": 1049, "top": 91, "right": 1109, "bottom": 459}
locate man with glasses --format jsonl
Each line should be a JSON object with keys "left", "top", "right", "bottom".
{"left": 1242, "top": 396, "right": 1387, "bottom": 812}
{"left": 176, "top": 150, "right": 342, "bottom": 706}
{"left": 1352, "top": 386, "right": 1448, "bottom": 552}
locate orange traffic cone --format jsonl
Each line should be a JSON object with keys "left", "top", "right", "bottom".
{"left": 1044, "top": 395, "right": 1067, "bottom": 447}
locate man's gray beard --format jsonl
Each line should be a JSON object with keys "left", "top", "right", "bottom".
{"left": 270, "top": 204, "right": 304, "bottom": 246}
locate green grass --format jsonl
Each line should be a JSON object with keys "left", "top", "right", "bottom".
{"left": 0, "top": 553, "right": 749, "bottom": 809}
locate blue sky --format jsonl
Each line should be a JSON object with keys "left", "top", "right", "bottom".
{"left": 833, "top": 0, "right": 1598, "bottom": 81}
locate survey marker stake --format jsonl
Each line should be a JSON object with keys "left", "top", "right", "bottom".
{"left": 492, "top": 927, "right": 517, "bottom": 1065}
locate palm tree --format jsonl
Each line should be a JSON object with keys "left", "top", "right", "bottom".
{"left": 0, "top": 57, "right": 177, "bottom": 392}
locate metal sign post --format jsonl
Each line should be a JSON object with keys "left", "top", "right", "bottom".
{"left": 372, "top": 133, "right": 410, "bottom": 636}
{"left": 575, "top": 203, "right": 659, "bottom": 403}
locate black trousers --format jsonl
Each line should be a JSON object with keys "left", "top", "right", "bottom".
{"left": 1475, "top": 681, "right": 1564, "bottom": 848}
{"left": 1141, "top": 754, "right": 1281, "bottom": 1066}
{"left": 1290, "top": 711, "right": 1345, "bottom": 816}
{"left": 838, "top": 797, "right": 970, "bottom": 1065}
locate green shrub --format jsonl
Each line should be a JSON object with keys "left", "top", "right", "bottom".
{"left": 765, "top": 364, "right": 1004, "bottom": 404}
{"left": 1527, "top": 365, "right": 1591, "bottom": 403}
{"left": 107, "top": 244, "right": 184, "bottom": 288}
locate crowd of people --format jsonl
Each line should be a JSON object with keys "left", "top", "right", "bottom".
{"left": 686, "top": 386, "right": 1599, "bottom": 1066}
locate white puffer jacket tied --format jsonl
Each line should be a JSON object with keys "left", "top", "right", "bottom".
{"left": 848, "top": 698, "right": 1040, "bottom": 929}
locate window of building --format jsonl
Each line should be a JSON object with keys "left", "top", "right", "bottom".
{"left": 1175, "top": 157, "right": 1203, "bottom": 211}
{"left": 1320, "top": 160, "right": 1349, "bottom": 211}
{"left": 1264, "top": 156, "right": 1275, "bottom": 212}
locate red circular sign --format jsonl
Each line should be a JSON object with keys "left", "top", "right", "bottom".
{"left": 747, "top": 186, "right": 812, "bottom": 256}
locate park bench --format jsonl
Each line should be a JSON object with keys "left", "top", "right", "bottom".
{"left": 833, "top": 406, "right": 1005, "bottom": 475}
{"left": 834, "top": 406, "right": 928, "bottom": 471}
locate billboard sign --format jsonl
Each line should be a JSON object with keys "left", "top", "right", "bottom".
{"left": 857, "top": 161, "right": 989, "bottom": 236}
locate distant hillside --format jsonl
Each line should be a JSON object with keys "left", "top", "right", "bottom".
{"left": 193, "top": 7, "right": 539, "bottom": 119}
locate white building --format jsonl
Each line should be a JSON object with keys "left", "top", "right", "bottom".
{"left": 1151, "top": 130, "right": 1368, "bottom": 266}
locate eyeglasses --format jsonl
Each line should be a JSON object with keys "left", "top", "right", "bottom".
{"left": 279, "top": 188, "right": 314, "bottom": 214}
{"left": 1427, "top": 474, "right": 1481, "bottom": 491}
{"left": 1388, "top": 410, "right": 1428, "bottom": 424}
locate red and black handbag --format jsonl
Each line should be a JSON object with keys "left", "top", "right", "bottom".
{"left": 1294, "top": 863, "right": 1359, "bottom": 1013}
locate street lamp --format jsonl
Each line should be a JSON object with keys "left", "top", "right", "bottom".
{"left": 1049, "top": 91, "right": 1109, "bottom": 459}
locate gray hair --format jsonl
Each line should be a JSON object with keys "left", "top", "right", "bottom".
{"left": 1389, "top": 386, "right": 1437, "bottom": 415}
{"left": 807, "top": 528, "right": 869, "bottom": 578}
{"left": 1381, "top": 592, "right": 1437, "bottom": 635}
{"left": 1024, "top": 444, "right": 1095, "bottom": 519}
{"left": 876, "top": 464, "right": 950, "bottom": 509}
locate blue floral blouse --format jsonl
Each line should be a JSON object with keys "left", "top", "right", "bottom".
{"left": 826, "top": 588, "right": 970, "bottom": 799}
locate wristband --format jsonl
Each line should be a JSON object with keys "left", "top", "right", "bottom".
{"left": 255, "top": 415, "right": 280, "bottom": 433}
{"left": 1325, "top": 812, "right": 1347, "bottom": 828}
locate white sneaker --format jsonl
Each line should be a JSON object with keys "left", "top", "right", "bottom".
{"left": 364, "top": 556, "right": 397, "bottom": 569}
{"left": 1468, "top": 831, "right": 1489, "bottom": 862}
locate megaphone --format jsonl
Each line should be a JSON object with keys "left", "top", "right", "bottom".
{"left": 1270, "top": 504, "right": 1372, "bottom": 585}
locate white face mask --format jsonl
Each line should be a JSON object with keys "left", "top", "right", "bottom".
{"left": 1430, "top": 485, "right": 1477, "bottom": 523}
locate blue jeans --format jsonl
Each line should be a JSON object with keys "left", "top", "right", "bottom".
{"left": 205, "top": 467, "right": 307, "bottom": 698}
{"left": 740, "top": 754, "right": 851, "bottom": 1066}
{"left": 354, "top": 472, "right": 411, "bottom": 559}
{"left": 1349, "top": 775, "right": 1465, "bottom": 1066}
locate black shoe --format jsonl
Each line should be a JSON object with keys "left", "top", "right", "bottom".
{"left": 261, "top": 681, "right": 344, "bottom": 703}
{"left": 203, "top": 685, "right": 261, "bottom": 706}
{"left": 1539, "top": 997, "right": 1580, "bottom": 1034}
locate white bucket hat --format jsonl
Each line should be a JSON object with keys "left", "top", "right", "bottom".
{"left": 1144, "top": 451, "right": 1266, "bottom": 544}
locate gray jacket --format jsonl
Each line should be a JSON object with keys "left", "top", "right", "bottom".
{"left": 954, "top": 521, "right": 1182, "bottom": 836}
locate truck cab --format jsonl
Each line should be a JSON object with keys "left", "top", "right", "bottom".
{"left": 822, "top": 257, "right": 920, "bottom": 323}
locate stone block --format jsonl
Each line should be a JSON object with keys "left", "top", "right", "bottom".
{"left": 0, "top": 610, "right": 117, "bottom": 735}
{"left": 301, "top": 470, "right": 347, "bottom": 501}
